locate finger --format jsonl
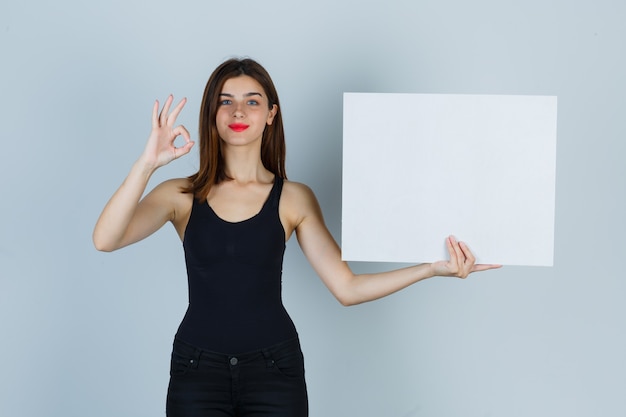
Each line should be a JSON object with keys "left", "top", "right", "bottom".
{"left": 445, "top": 236, "right": 458, "bottom": 265}
{"left": 444, "top": 236, "right": 464, "bottom": 276}
{"left": 458, "top": 241, "right": 476, "bottom": 265}
{"left": 458, "top": 241, "right": 477, "bottom": 278}
{"left": 171, "top": 126, "right": 194, "bottom": 160}
{"left": 449, "top": 236, "right": 465, "bottom": 266}
{"left": 167, "top": 97, "right": 187, "bottom": 126}
{"left": 151, "top": 100, "right": 160, "bottom": 128}
{"left": 175, "top": 140, "right": 195, "bottom": 158}
{"left": 159, "top": 95, "right": 173, "bottom": 125}
{"left": 172, "top": 125, "right": 191, "bottom": 143}
{"left": 472, "top": 264, "right": 502, "bottom": 272}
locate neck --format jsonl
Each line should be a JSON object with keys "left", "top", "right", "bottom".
{"left": 221, "top": 143, "right": 272, "bottom": 183}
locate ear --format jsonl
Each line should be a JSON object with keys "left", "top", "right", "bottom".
{"left": 266, "top": 104, "right": 278, "bottom": 125}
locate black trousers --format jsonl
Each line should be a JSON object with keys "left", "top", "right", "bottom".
{"left": 166, "top": 337, "right": 308, "bottom": 417}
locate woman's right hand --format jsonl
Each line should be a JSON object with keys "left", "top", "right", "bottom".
{"left": 140, "top": 95, "right": 195, "bottom": 169}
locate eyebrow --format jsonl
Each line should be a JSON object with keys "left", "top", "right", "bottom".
{"left": 219, "top": 92, "right": 264, "bottom": 98}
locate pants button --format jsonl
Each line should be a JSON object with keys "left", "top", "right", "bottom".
{"left": 230, "top": 357, "right": 238, "bottom": 366}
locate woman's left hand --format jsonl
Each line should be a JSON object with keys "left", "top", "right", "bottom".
{"left": 431, "top": 236, "right": 502, "bottom": 278}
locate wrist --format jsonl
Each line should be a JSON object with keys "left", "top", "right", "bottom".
{"left": 412, "top": 263, "right": 436, "bottom": 281}
{"left": 133, "top": 156, "right": 159, "bottom": 178}
{"left": 425, "top": 262, "right": 437, "bottom": 278}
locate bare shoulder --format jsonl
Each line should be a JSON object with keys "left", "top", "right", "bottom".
{"left": 164, "top": 177, "right": 193, "bottom": 206}
{"left": 147, "top": 178, "right": 191, "bottom": 203}
{"left": 154, "top": 177, "right": 192, "bottom": 193}
{"left": 279, "top": 180, "right": 318, "bottom": 239}
{"left": 282, "top": 179, "right": 314, "bottom": 195}
{"left": 145, "top": 178, "right": 193, "bottom": 238}
{"left": 142, "top": 178, "right": 192, "bottom": 217}
{"left": 281, "top": 180, "right": 323, "bottom": 225}
{"left": 282, "top": 180, "right": 318, "bottom": 208}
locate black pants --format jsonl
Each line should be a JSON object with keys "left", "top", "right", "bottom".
{"left": 166, "top": 337, "right": 308, "bottom": 416}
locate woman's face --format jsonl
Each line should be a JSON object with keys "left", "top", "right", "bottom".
{"left": 215, "top": 75, "right": 278, "bottom": 148}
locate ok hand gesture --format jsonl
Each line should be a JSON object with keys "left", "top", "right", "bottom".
{"left": 141, "top": 95, "right": 195, "bottom": 169}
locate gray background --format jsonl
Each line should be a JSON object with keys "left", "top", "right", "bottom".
{"left": 1, "top": 1, "right": 625, "bottom": 416}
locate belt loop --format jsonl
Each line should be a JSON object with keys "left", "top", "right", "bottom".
{"left": 190, "top": 347, "right": 201, "bottom": 369}
{"left": 261, "top": 348, "right": 274, "bottom": 368}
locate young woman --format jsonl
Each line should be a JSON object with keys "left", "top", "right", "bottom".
{"left": 93, "top": 58, "right": 500, "bottom": 417}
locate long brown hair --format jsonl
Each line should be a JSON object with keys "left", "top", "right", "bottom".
{"left": 184, "top": 58, "right": 287, "bottom": 200}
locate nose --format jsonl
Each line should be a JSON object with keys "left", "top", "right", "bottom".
{"left": 232, "top": 101, "right": 245, "bottom": 118}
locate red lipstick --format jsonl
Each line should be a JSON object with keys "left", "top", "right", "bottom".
{"left": 229, "top": 123, "right": 249, "bottom": 132}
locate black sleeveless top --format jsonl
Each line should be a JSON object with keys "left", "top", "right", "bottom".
{"left": 176, "top": 177, "right": 297, "bottom": 353}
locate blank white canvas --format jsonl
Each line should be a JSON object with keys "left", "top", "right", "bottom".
{"left": 342, "top": 93, "right": 557, "bottom": 266}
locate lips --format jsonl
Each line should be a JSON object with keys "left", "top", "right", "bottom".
{"left": 228, "top": 123, "right": 250, "bottom": 132}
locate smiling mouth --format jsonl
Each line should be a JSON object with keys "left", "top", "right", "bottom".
{"left": 228, "top": 123, "right": 250, "bottom": 132}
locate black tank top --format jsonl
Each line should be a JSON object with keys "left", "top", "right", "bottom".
{"left": 176, "top": 177, "right": 297, "bottom": 353}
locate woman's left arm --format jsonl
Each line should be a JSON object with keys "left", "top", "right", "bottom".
{"left": 288, "top": 183, "right": 501, "bottom": 306}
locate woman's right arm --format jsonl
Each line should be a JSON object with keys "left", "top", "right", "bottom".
{"left": 92, "top": 96, "right": 194, "bottom": 252}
